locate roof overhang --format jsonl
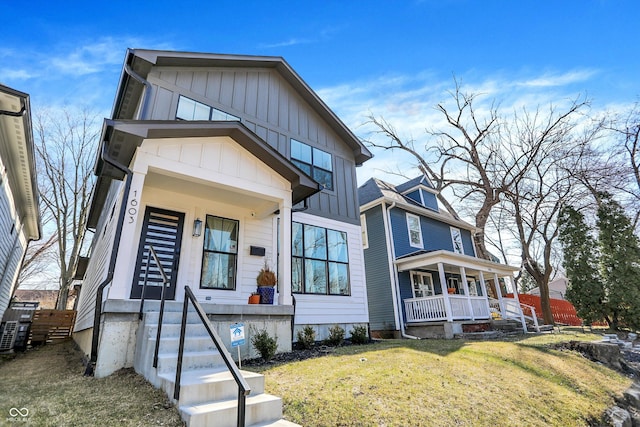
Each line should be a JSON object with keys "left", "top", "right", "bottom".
{"left": 395, "top": 249, "right": 519, "bottom": 276}
{"left": 114, "top": 49, "right": 372, "bottom": 165}
{"left": 360, "top": 197, "right": 476, "bottom": 232}
{"left": 0, "top": 84, "right": 40, "bottom": 240}
{"left": 87, "top": 119, "right": 320, "bottom": 228}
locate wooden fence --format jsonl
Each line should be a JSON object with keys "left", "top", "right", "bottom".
{"left": 29, "top": 310, "right": 76, "bottom": 345}
{"left": 506, "top": 294, "right": 584, "bottom": 326}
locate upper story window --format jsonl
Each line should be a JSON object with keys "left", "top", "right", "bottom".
{"left": 290, "top": 139, "right": 333, "bottom": 191}
{"left": 292, "top": 222, "right": 350, "bottom": 295}
{"left": 450, "top": 227, "right": 463, "bottom": 254}
{"left": 200, "top": 215, "right": 239, "bottom": 290}
{"left": 406, "top": 213, "right": 423, "bottom": 248}
{"left": 176, "top": 96, "right": 240, "bottom": 121}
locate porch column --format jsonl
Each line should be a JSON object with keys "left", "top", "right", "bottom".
{"left": 479, "top": 271, "right": 491, "bottom": 315}
{"left": 508, "top": 275, "right": 520, "bottom": 303}
{"left": 493, "top": 273, "right": 505, "bottom": 315}
{"left": 277, "top": 203, "right": 292, "bottom": 306}
{"left": 460, "top": 267, "right": 475, "bottom": 320}
{"left": 438, "top": 263, "right": 453, "bottom": 322}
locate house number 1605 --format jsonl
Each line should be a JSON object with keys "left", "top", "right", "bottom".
{"left": 128, "top": 190, "right": 138, "bottom": 223}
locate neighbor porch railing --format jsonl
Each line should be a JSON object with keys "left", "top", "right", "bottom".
{"left": 404, "top": 295, "right": 490, "bottom": 322}
{"left": 489, "top": 297, "right": 539, "bottom": 332}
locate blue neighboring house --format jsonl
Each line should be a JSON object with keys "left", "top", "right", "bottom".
{"left": 359, "top": 176, "right": 525, "bottom": 339}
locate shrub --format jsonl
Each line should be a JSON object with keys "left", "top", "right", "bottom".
{"left": 350, "top": 325, "right": 369, "bottom": 344}
{"left": 324, "top": 325, "right": 345, "bottom": 347}
{"left": 251, "top": 328, "right": 278, "bottom": 361}
{"left": 297, "top": 325, "right": 316, "bottom": 349}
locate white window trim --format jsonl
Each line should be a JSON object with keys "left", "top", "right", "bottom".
{"left": 450, "top": 227, "right": 464, "bottom": 254}
{"left": 406, "top": 213, "right": 423, "bottom": 248}
{"left": 410, "top": 271, "right": 434, "bottom": 298}
{"left": 360, "top": 214, "right": 369, "bottom": 250}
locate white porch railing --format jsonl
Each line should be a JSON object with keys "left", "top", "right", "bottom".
{"left": 404, "top": 295, "right": 490, "bottom": 323}
{"left": 488, "top": 297, "right": 540, "bottom": 332}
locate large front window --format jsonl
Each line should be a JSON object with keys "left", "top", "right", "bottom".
{"left": 200, "top": 215, "right": 238, "bottom": 289}
{"left": 292, "top": 222, "right": 350, "bottom": 295}
{"left": 290, "top": 139, "right": 333, "bottom": 190}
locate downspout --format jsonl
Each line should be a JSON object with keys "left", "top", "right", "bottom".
{"left": 384, "top": 202, "right": 419, "bottom": 340}
{"left": 86, "top": 141, "right": 133, "bottom": 375}
{"left": 87, "top": 58, "right": 152, "bottom": 374}
{"left": 123, "top": 62, "right": 152, "bottom": 120}
{"left": 290, "top": 198, "right": 309, "bottom": 344}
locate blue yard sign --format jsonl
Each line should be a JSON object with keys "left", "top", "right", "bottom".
{"left": 230, "top": 322, "right": 245, "bottom": 347}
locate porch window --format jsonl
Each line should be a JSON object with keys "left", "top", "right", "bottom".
{"left": 176, "top": 95, "right": 240, "bottom": 121}
{"left": 450, "top": 227, "right": 464, "bottom": 254}
{"left": 406, "top": 213, "right": 423, "bottom": 248}
{"left": 292, "top": 222, "right": 350, "bottom": 295}
{"left": 200, "top": 215, "right": 238, "bottom": 290}
{"left": 290, "top": 139, "right": 333, "bottom": 191}
{"left": 467, "top": 278, "right": 479, "bottom": 296}
{"left": 410, "top": 271, "right": 434, "bottom": 298}
{"left": 448, "top": 277, "right": 463, "bottom": 295}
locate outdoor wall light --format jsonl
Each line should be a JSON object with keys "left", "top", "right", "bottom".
{"left": 193, "top": 218, "right": 203, "bottom": 237}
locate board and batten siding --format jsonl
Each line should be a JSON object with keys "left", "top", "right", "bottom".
{"left": 143, "top": 67, "right": 360, "bottom": 225}
{"left": 74, "top": 180, "right": 124, "bottom": 332}
{"left": 291, "top": 211, "right": 368, "bottom": 326}
{"left": 362, "top": 205, "right": 397, "bottom": 331}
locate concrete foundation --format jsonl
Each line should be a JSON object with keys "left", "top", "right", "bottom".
{"left": 75, "top": 299, "right": 295, "bottom": 378}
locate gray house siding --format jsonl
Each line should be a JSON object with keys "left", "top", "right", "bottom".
{"left": 144, "top": 67, "right": 360, "bottom": 225}
{"left": 0, "top": 187, "right": 26, "bottom": 319}
{"left": 362, "top": 205, "right": 396, "bottom": 331}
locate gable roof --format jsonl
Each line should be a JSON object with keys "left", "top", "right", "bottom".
{"left": 395, "top": 175, "right": 434, "bottom": 193}
{"left": 358, "top": 177, "right": 474, "bottom": 231}
{"left": 0, "top": 84, "right": 40, "bottom": 240}
{"left": 87, "top": 120, "right": 321, "bottom": 228}
{"left": 114, "top": 49, "right": 372, "bottom": 166}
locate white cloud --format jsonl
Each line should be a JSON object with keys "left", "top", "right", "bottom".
{"left": 259, "top": 38, "right": 313, "bottom": 49}
{"left": 0, "top": 69, "right": 36, "bottom": 81}
{"left": 516, "top": 69, "right": 598, "bottom": 88}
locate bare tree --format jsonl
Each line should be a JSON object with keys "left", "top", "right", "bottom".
{"left": 33, "top": 107, "right": 98, "bottom": 309}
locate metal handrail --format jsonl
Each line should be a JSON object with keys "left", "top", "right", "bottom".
{"left": 176, "top": 286, "right": 251, "bottom": 426}
{"left": 135, "top": 245, "right": 169, "bottom": 368}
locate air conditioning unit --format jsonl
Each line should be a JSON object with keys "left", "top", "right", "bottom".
{"left": 0, "top": 321, "right": 18, "bottom": 351}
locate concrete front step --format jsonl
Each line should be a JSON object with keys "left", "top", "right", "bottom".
{"left": 180, "top": 393, "right": 283, "bottom": 427}
{"left": 158, "top": 368, "right": 266, "bottom": 406}
{"left": 144, "top": 310, "right": 205, "bottom": 325}
{"left": 156, "top": 349, "right": 225, "bottom": 374}
{"left": 150, "top": 335, "right": 219, "bottom": 353}
{"left": 144, "top": 322, "right": 210, "bottom": 338}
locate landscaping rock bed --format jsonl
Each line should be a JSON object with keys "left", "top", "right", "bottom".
{"left": 552, "top": 337, "right": 640, "bottom": 426}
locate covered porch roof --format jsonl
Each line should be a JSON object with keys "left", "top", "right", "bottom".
{"left": 395, "top": 250, "right": 519, "bottom": 277}
{"left": 88, "top": 120, "right": 321, "bottom": 229}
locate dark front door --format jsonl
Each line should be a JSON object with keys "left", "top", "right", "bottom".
{"left": 130, "top": 207, "right": 185, "bottom": 300}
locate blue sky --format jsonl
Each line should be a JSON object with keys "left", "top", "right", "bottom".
{"left": 2, "top": 0, "right": 639, "bottom": 184}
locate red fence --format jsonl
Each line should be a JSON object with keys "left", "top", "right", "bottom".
{"left": 506, "top": 294, "right": 584, "bottom": 326}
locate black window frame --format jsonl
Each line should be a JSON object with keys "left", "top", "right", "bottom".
{"left": 292, "top": 221, "right": 350, "bottom": 296}
{"left": 176, "top": 95, "right": 240, "bottom": 122}
{"left": 290, "top": 139, "right": 334, "bottom": 191}
{"left": 199, "top": 215, "right": 239, "bottom": 290}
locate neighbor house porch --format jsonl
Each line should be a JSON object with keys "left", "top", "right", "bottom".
{"left": 395, "top": 250, "right": 528, "bottom": 336}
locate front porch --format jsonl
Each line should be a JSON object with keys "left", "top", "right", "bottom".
{"left": 395, "top": 250, "right": 530, "bottom": 337}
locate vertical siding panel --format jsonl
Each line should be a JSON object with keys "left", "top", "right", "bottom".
{"left": 336, "top": 157, "right": 348, "bottom": 216}
{"left": 256, "top": 72, "right": 270, "bottom": 122}
{"left": 288, "top": 96, "right": 298, "bottom": 135}
{"left": 175, "top": 70, "right": 193, "bottom": 90}
{"left": 219, "top": 71, "right": 235, "bottom": 106}
{"left": 267, "top": 73, "right": 279, "bottom": 126}
{"left": 191, "top": 71, "right": 208, "bottom": 96}
{"left": 205, "top": 72, "right": 222, "bottom": 102}
{"left": 266, "top": 129, "right": 279, "bottom": 151}
{"left": 277, "top": 80, "right": 289, "bottom": 130}
{"left": 151, "top": 87, "right": 175, "bottom": 120}
{"left": 232, "top": 71, "right": 246, "bottom": 112}
{"left": 159, "top": 70, "right": 177, "bottom": 85}
{"left": 244, "top": 71, "right": 259, "bottom": 117}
